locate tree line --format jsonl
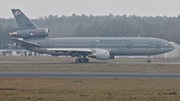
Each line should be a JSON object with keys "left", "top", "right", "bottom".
{"left": 0, "top": 14, "right": 180, "bottom": 47}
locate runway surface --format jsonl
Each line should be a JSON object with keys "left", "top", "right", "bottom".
{"left": 0, "top": 61, "right": 180, "bottom": 64}
{"left": 0, "top": 60, "right": 179, "bottom": 78}
{"left": 1, "top": 72, "right": 180, "bottom": 78}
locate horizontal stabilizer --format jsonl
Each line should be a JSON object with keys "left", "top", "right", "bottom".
{"left": 10, "top": 38, "right": 41, "bottom": 48}
{"left": 10, "top": 28, "right": 32, "bottom": 32}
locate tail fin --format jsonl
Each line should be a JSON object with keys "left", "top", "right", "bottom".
{"left": 11, "top": 9, "right": 38, "bottom": 29}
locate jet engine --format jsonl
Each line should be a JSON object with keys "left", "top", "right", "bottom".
{"left": 9, "top": 28, "right": 49, "bottom": 39}
{"left": 89, "top": 50, "right": 110, "bottom": 60}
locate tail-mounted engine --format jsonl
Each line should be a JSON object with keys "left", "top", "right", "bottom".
{"left": 9, "top": 28, "right": 49, "bottom": 39}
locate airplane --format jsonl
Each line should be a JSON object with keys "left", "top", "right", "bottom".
{"left": 9, "top": 9, "right": 175, "bottom": 63}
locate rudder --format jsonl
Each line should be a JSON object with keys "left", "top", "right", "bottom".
{"left": 11, "top": 9, "right": 38, "bottom": 29}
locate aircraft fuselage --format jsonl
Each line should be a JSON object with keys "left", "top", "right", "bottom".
{"left": 24, "top": 37, "right": 174, "bottom": 56}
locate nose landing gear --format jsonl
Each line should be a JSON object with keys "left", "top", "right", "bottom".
{"left": 147, "top": 59, "right": 151, "bottom": 63}
{"left": 147, "top": 56, "right": 151, "bottom": 63}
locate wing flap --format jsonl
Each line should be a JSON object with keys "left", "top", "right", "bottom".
{"left": 47, "top": 48, "right": 93, "bottom": 52}
{"left": 47, "top": 48, "right": 94, "bottom": 54}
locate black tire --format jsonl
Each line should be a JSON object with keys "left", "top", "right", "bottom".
{"left": 80, "top": 59, "right": 84, "bottom": 63}
{"left": 85, "top": 59, "right": 89, "bottom": 63}
{"left": 75, "top": 58, "right": 89, "bottom": 63}
{"left": 75, "top": 59, "right": 80, "bottom": 63}
{"left": 147, "top": 60, "right": 151, "bottom": 63}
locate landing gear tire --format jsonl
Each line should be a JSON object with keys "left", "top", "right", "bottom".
{"left": 75, "top": 58, "right": 89, "bottom": 63}
{"left": 80, "top": 59, "right": 84, "bottom": 63}
{"left": 147, "top": 59, "right": 151, "bottom": 63}
{"left": 75, "top": 59, "right": 80, "bottom": 63}
{"left": 85, "top": 58, "right": 89, "bottom": 63}
{"left": 147, "top": 56, "right": 151, "bottom": 63}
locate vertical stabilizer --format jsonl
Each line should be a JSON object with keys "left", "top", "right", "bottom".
{"left": 11, "top": 9, "right": 38, "bottom": 29}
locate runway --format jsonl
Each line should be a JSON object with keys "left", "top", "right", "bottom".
{"left": 0, "top": 61, "right": 180, "bottom": 64}
{"left": 1, "top": 72, "right": 180, "bottom": 78}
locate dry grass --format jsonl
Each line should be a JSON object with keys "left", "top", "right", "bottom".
{"left": 0, "top": 78, "right": 180, "bottom": 101}
{"left": 0, "top": 57, "right": 180, "bottom": 101}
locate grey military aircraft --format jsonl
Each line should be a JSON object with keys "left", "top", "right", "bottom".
{"left": 9, "top": 9, "right": 174, "bottom": 63}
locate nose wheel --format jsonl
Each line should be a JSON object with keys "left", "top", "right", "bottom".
{"left": 147, "top": 59, "right": 151, "bottom": 63}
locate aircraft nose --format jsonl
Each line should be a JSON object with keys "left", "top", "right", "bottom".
{"left": 170, "top": 45, "right": 175, "bottom": 51}
{"left": 169, "top": 44, "right": 175, "bottom": 51}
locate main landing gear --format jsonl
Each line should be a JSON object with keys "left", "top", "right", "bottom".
{"left": 75, "top": 54, "right": 89, "bottom": 63}
{"left": 147, "top": 56, "right": 151, "bottom": 63}
{"left": 75, "top": 58, "right": 89, "bottom": 63}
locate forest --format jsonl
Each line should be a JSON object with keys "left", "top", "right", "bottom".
{"left": 0, "top": 14, "right": 180, "bottom": 47}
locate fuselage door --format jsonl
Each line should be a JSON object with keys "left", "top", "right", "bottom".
{"left": 46, "top": 42, "right": 50, "bottom": 48}
{"left": 127, "top": 41, "right": 132, "bottom": 49}
{"left": 157, "top": 42, "right": 161, "bottom": 48}
{"left": 91, "top": 42, "right": 96, "bottom": 48}
{"left": 125, "top": 41, "right": 132, "bottom": 55}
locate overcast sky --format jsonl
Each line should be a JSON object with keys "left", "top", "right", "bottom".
{"left": 1, "top": 0, "right": 180, "bottom": 18}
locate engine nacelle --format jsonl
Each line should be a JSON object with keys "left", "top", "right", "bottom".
{"left": 89, "top": 50, "right": 110, "bottom": 60}
{"left": 9, "top": 28, "right": 49, "bottom": 38}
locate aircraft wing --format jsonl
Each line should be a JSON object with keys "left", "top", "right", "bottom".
{"left": 47, "top": 48, "right": 94, "bottom": 55}
{"left": 10, "top": 38, "right": 41, "bottom": 48}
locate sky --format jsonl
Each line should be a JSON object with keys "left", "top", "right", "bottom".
{"left": 0, "top": 0, "right": 180, "bottom": 19}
